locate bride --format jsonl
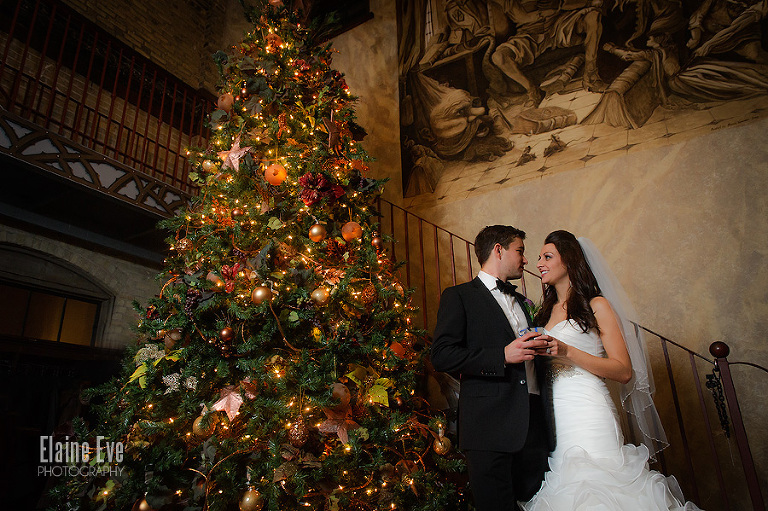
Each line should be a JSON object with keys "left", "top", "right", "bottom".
{"left": 523, "top": 230, "right": 701, "bottom": 510}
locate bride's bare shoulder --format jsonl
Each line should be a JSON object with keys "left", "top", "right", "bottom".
{"left": 589, "top": 296, "right": 613, "bottom": 315}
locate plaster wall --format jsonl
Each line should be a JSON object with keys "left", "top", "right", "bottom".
{"left": 331, "top": 0, "right": 403, "bottom": 202}
{"left": 329, "top": 0, "right": 768, "bottom": 507}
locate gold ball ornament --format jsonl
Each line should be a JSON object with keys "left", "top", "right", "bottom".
{"left": 308, "top": 223, "right": 327, "bottom": 242}
{"left": 132, "top": 497, "right": 156, "bottom": 511}
{"left": 239, "top": 486, "right": 264, "bottom": 511}
{"left": 433, "top": 434, "right": 453, "bottom": 455}
{"left": 264, "top": 163, "right": 287, "bottom": 185}
{"left": 217, "top": 92, "right": 235, "bottom": 112}
{"left": 231, "top": 207, "right": 245, "bottom": 219}
{"left": 310, "top": 286, "right": 331, "bottom": 306}
{"left": 341, "top": 221, "right": 363, "bottom": 242}
{"left": 192, "top": 415, "right": 216, "bottom": 437}
{"left": 202, "top": 159, "right": 216, "bottom": 172}
{"left": 371, "top": 236, "right": 384, "bottom": 250}
{"left": 289, "top": 417, "right": 309, "bottom": 447}
{"left": 251, "top": 286, "right": 273, "bottom": 305}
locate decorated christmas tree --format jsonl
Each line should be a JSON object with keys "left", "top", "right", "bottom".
{"left": 50, "top": 1, "right": 463, "bottom": 510}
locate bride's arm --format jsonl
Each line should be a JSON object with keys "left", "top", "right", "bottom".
{"left": 551, "top": 297, "right": 633, "bottom": 383}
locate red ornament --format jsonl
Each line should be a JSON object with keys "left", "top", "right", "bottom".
{"left": 265, "top": 163, "right": 287, "bottom": 185}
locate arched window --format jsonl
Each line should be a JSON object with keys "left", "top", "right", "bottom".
{"left": 0, "top": 243, "right": 114, "bottom": 347}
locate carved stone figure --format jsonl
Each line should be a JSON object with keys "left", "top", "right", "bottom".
{"left": 688, "top": 0, "right": 768, "bottom": 62}
{"left": 605, "top": 33, "right": 768, "bottom": 104}
{"left": 490, "top": 0, "right": 607, "bottom": 107}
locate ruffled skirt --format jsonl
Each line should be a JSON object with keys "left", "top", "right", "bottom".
{"left": 523, "top": 370, "right": 701, "bottom": 510}
{"left": 522, "top": 443, "right": 700, "bottom": 510}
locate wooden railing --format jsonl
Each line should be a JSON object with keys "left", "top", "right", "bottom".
{"left": 376, "top": 196, "right": 767, "bottom": 511}
{"left": 0, "top": 0, "right": 213, "bottom": 194}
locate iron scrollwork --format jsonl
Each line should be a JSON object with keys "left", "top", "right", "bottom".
{"left": 706, "top": 364, "right": 730, "bottom": 438}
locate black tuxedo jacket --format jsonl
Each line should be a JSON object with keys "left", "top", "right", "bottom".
{"left": 431, "top": 277, "right": 555, "bottom": 453}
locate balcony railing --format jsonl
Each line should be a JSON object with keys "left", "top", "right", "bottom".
{"left": 376, "top": 196, "right": 767, "bottom": 511}
{"left": 0, "top": 0, "right": 213, "bottom": 195}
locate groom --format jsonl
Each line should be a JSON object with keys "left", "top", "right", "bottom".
{"left": 431, "top": 225, "right": 556, "bottom": 510}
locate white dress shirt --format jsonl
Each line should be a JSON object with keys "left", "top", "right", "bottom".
{"left": 478, "top": 271, "right": 540, "bottom": 395}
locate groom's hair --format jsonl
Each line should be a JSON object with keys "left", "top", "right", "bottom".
{"left": 474, "top": 225, "right": 526, "bottom": 266}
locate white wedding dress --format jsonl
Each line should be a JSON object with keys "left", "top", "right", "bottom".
{"left": 523, "top": 320, "right": 701, "bottom": 511}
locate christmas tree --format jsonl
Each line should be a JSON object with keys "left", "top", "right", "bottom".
{"left": 50, "top": 1, "right": 463, "bottom": 510}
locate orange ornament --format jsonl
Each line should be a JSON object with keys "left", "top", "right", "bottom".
{"left": 264, "top": 163, "right": 287, "bottom": 185}
{"left": 389, "top": 341, "right": 406, "bottom": 359}
{"left": 331, "top": 383, "right": 351, "bottom": 408}
{"left": 217, "top": 92, "right": 234, "bottom": 112}
{"left": 341, "top": 221, "right": 363, "bottom": 242}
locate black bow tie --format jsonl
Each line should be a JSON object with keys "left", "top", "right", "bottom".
{"left": 496, "top": 279, "right": 518, "bottom": 296}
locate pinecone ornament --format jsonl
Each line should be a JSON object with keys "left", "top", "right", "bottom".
{"left": 289, "top": 417, "right": 309, "bottom": 447}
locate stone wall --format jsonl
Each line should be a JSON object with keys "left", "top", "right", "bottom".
{"left": 59, "top": 0, "right": 227, "bottom": 90}
{"left": 0, "top": 224, "right": 160, "bottom": 349}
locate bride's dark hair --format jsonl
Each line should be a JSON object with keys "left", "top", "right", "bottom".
{"left": 533, "top": 230, "right": 602, "bottom": 333}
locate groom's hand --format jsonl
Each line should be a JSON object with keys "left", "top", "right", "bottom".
{"left": 504, "top": 331, "right": 548, "bottom": 364}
